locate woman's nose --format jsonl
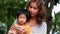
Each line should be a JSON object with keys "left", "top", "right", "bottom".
{"left": 31, "top": 8, "right": 34, "bottom": 12}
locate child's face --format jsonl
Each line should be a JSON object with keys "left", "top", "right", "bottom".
{"left": 18, "top": 14, "right": 26, "bottom": 24}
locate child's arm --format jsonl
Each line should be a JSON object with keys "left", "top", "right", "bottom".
{"left": 26, "top": 26, "right": 32, "bottom": 34}
{"left": 27, "top": 28, "right": 31, "bottom": 34}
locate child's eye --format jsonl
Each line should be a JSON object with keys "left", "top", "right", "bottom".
{"left": 23, "top": 18, "right": 26, "bottom": 19}
{"left": 19, "top": 17, "right": 26, "bottom": 19}
{"left": 19, "top": 17, "right": 22, "bottom": 18}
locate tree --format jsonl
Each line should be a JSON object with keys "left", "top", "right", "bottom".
{"left": 44, "top": 0, "right": 60, "bottom": 34}
{"left": 53, "top": 11, "right": 60, "bottom": 34}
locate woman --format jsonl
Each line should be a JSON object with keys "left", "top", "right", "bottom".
{"left": 11, "top": 0, "right": 47, "bottom": 34}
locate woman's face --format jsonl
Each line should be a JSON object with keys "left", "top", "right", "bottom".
{"left": 28, "top": 2, "right": 39, "bottom": 17}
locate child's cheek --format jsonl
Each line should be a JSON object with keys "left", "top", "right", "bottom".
{"left": 18, "top": 18, "right": 22, "bottom": 21}
{"left": 23, "top": 19, "right": 26, "bottom": 22}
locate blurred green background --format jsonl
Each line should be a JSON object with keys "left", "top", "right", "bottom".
{"left": 0, "top": 0, "right": 60, "bottom": 34}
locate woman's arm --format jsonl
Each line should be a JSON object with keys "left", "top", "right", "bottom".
{"left": 8, "top": 25, "right": 17, "bottom": 34}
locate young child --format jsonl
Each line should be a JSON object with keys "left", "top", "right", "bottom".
{"left": 8, "top": 9, "right": 31, "bottom": 34}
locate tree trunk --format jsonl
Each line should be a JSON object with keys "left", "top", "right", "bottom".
{"left": 45, "top": 0, "right": 54, "bottom": 34}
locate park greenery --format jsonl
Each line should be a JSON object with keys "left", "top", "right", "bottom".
{"left": 0, "top": 0, "right": 60, "bottom": 34}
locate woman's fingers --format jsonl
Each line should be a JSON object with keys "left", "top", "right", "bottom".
{"left": 11, "top": 25, "right": 17, "bottom": 30}
{"left": 16, "top": 28, "right": 27, "bottom": 34}
{"left": 10, "top": 25, "right": 28, "bottom": 34}
{"left": 16, "top": 28, "right": 25, "bottom": 34}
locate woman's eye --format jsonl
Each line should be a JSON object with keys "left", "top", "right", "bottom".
{"left": 30, "top": 6, "right": 32, "bottom": 8}
{"left": 34, "top": 7, "right": 38, "bottom": 10}
{"left": 34, "top": 8, "right": 37, "bottom": 10}
{"left": 30, "top": 6, "right": 37, "bottom": 10}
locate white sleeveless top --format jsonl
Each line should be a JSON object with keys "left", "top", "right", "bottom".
{"left": 14, "top": 19, "right": 47, "bottom": 34}
{"left": 30, "top": 22, "right": 47, "bottom": 34}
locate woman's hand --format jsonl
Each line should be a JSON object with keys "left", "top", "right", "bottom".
{"left": 11, "top": 25, "right": 27, "bottom": 34}
{"left": 16, "top": 27, "right": 28, "bottom": 34}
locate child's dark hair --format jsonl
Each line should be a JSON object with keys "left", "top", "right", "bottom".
{"left": 17, "top": 9, "right": 30, "bottom": 22}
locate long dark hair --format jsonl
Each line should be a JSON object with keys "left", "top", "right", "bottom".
{"left": 26, "top": 0, "right": 46, "bottom": 25}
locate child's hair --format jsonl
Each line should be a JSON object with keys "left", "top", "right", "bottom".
{"left": 17, "top": 9, "right": 30, "bottom": 22}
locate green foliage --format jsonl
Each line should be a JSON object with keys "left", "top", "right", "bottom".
{"left": 0, "top": 0, "right": 29, "bottom": 34}
{"left": 0, "top": 22, "right": 7, "bottom": 34}
{"left": 51, "top": 11, "right": 60, "bottom": 34}
{"left": 0, "top": 0, "right": 60, "bottom": 34}
{"left": 55, "top": 11, "right": 60, "bottom": 33}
